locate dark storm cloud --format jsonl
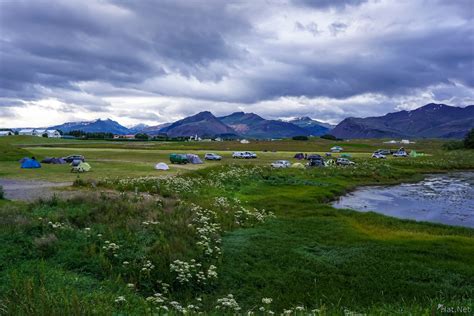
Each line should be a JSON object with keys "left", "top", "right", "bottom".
{"left": 0, "top": 0, "right": 249, "bottom": 105}
{"left": 0, "top": 0, "right": 473, "bottom": 122}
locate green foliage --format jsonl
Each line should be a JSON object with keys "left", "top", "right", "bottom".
{"left": 0, "top": 185, "right": 4, "bottom": 199}
{"left": 442, "top": 141, "right": 464, "bottom": 150}
{"left": 320, "top": 134, "right": 342, "bottom": 141}
{"left": 464, "top": 128, "right": 474, "bottom": 149}
{"left": 66, "top": 130, "right": 114, "bottom": 139}
{"left": 291, "top": 135, "right": 309, "bottom": 141}
{"left": 134, "top": 133, "right": 149, "bottom": 140}
{"left": 0, "top": 142, "right": 30, "bottom": 162}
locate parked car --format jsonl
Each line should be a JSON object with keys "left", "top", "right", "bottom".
{"left": 169, "top": 153, "right": 189, "bottom": 164}
{"left": 372, "top": 152, "right": 386, "bottom": 159}
{"left": 336, "top": 158, "right": 355, "bottom": 166}
{"left": 307, "top": 155, "right": 325, "bottom": 167}
{"left": 245, "top": 151, "right": 257, "bottom": 158}
{"left": 62, "top": 155, "right": 85, "bottom": 163}
{"left": 307, "top": 154, "right": 322, "bottom": 160}
{"left": 393, "top": 151, "right": 408, "bottom": 157}
{"left": 271, "top": 160, "right": 291, "bottom": 168}
{"left": 232, "top": 151, "right": 257, "bottom": 159}
{"left": 232, "top": 152, "right": 249, "bottom": 159}
{"left": 375, "top": 149, "right": 391, "bottom": 155}
{"left": 204, "top": 153, "right": 222, "bottom": 160}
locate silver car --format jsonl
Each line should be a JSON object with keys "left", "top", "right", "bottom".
{"left": 271, "top": 160, "right": 291, "bottom": 168}
{"left": 204, "top": 153, "right": 222, "bottom": 160}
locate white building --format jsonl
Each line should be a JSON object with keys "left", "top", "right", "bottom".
{"left": 18, "top": 129, "right": 61, "bottom": 138}
{"left": 240, "top": 139, "right": 250, "bottom": 144}
{"left": 0, "top": 130, "right": 14, "bottom": 136}
{"left": 18, "top": 129, "right": 35, "bottom": 136}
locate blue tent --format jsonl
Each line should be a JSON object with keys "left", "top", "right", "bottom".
{"left": 21, "top": 159, "right": 41, "bottom": 169}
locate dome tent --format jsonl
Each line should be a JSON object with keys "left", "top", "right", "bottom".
{"left": 186, "top": 154, "right": 203, "bottom": 164}
{"left": 155, "top": 162, "right": 170, "bottom": 170}
{"left": 21, "top": 159, "right": 41, "bottom": 169}
{"left": 291, "top": 162, "right": 305, "bottom": 169}
{"left": 71, "top": 162, "right": 91, "bottom": 173}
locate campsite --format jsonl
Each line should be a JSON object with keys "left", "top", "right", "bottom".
{"left": 0, "top": 135, "right": 473, "bottom": 315}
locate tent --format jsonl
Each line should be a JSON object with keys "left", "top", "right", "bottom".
{"left": 41, "top": 157, "right": 54, "bottom": 163}
{"left": 155, "top": 162, "right": 170, "bottom": 170}
{"left": 291, "top": 162, "right": 305, "bottom": 169}
{"left": 71, "top": 159, "right": 82, "bottom": 167}
{"left": 72, "top": 162, "right": 91, "bottom": 173}
{"left": 294, "top": 153, "right": 304, "bottom": 160}
{"left": 340, "top": 153, "right": 352, "bottom": 158}
{"left": 21, "top": 159, "right": 41, "bottom": 169}
{"left": 19, "top": 157, "right": 29, "bottom": 163}
{"left": 186, "top": 154, "right": 203, "bottom": 164}
{"left": 41, "top": 157, "right": 66, "bottom": 164}
{"left": 51, "top": 158, "right": 66, "bottom": 164}
{"left": 410, "top": 150, "right": 423, "bottom": 157}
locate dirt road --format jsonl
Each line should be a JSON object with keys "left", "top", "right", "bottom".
{"left": 0, "top": 179, "right": 73, "bottom": 202}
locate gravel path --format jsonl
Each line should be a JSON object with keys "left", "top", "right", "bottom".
{"left": 0, "top": 179, "right": 74, "bottom": 202}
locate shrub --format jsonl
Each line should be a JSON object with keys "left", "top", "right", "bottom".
{"left": 135, "top": 133, "right": 149, "bottom": 140}
{"left": 292, "top": 135, "right": 309, "bottom": 141}
{"left": 321, "top": 134, "right": 342, "bottom": 141}
{"left": 0, "top": 185, "right": 4, "bottom": 199}
{"left": 464, "top": 128, "right": 474, "bottom": 149}
{"left": 442, "top": 141, "right": 464, "bottom": 151}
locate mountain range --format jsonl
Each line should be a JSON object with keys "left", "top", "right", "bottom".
{"left": 330, "top": 103, "right": 474, "bottom": 139}
{"left": 42, "top": 103, "right": 473, "bottom": 139}
{"left": 50, "top": 119, "right": 130, "bottom": 135}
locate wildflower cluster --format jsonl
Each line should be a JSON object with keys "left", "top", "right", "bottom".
{"left": 207, "top": 165, "right": 264, "bottom": 188}
{"left": 102, "top": 240, "right": 120, "bottom": 256}
{"left": 141, "top": 259, "right": 155, "bottom": 273}
{"left": 47, "top": 221, "right": 69, "bottom": 229}
{"left": 215, "top": 294, "right": 241, "bottom": 312}
{"left": 192, "top": 204, "right": 222, "bottom": 257}
{"left": 234, "top": 205, "right": 275, "bottom": 226}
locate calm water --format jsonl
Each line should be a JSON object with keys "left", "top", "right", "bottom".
{"left": 332, "top": 172, "right": 474, "bottom": 228}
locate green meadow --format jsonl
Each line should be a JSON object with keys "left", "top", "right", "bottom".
{"left": 0, "top": 136, "right": 473, "bottom": 315}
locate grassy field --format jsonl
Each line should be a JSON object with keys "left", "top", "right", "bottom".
{"left": 0, "top": 136, "right": 473, "bottom": 315}
{"left": 0, "top": 136, "right": 440, "bottom": 182}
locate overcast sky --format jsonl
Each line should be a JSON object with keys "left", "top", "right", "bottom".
{"left": 1, "top": 0, "right": 473, "bottom": 127}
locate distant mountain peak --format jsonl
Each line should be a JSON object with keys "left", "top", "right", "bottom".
{"left": 49, "top": 118, "right": 130, "bottom": 135}
{"left": 331, "top": 103, "right": 474, "bottom": 139}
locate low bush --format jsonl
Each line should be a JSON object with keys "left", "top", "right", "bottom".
{"left": 464, "top": 128, "right": 474, "bottom": 149}
{"left": 291, "top": 135, "right": 309, "bottom": 141}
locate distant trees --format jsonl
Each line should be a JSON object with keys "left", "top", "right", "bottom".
{"left": 464, "top": 128, "right": 474, "bottom": 149}
{"left": 65, "top": 130, "right": 113, "bottom": 139}
{"left": 42, "top": 133, "right": 48, "bottom": 138}
{"left": 442, "top": 129, "right": 474, "bottom": 150}
{"left": 135, "top": 133, "right": 149, "bottom": 140}
{"left": 320, "top": 134, "right": 342, "bottom": 141}
{"left": 292, "top": 135, "right": 309, "bottom": 141}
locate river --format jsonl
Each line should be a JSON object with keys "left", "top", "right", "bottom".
{"left": 332, "top": 172, "right": 474, "bottom": 228}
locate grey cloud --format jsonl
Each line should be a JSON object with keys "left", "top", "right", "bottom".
{"left": 292, "top": 0, "right": 368, "bottom": 10}
{"left": 328, "top": 22, "right": 348, "bottom": 36}
{"left": 0, "top": 0, "right": 473, "bottom": 123}
{"left": 295, "top": 22, "right": 321, "bottom": 36}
